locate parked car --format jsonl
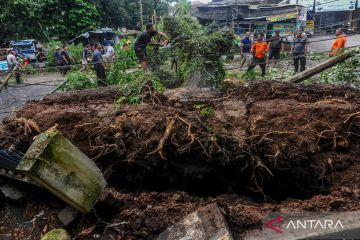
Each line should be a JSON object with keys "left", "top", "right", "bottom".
{"left": 10, "top": 40, "right": 37, "bottom": 63}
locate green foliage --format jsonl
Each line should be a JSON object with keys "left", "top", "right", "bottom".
{"left": 67, "top": 44, "right": 84, "bottom": 65}
{"left": 63, "top": 70, "right": 97, "bottom": 91}
{"left": 174, "top": 0, "right": 191, "bottom": 16}
{"left": 319, "top": 54, "right": 360, "bottom": 86}
{"left": 0, "top": 0, "right": 100, "bottom": 42}
{"left": 195, "top": 104, "right": 214, "bottom": 118}
{"left": 116, "top": 73, "right": 165, "bottom": 105}
{"left": 163, "top": 16, "right": 234, "bottom": 87}
{"left": 107, "top": 45, "right": 138, "bottom": 85}
{"left": 89, "top": 0, "right": 172, "bottom": 29}
{"left": 265, "top": 68, "right": 293, "bottom": 81}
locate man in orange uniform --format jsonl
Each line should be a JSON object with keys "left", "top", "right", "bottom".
{"left": 247, "top": 34, "right": 268, "bottom": 76}
{"left": 331, "top": 29, "right": 346, "bottom": 56}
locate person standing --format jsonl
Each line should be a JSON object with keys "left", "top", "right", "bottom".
{"left": 6, "top": 49, "right": 21, "bottom": 84}
{"left": 291, "top": 30, "right": 308, "bottom": 73}
{"left": 330, "top": 29, "right": 346, "bottom": 56}
{"left": 246, "top": 34, "right": 268, "bottom": 77}
{"left": 36, "top": 48, "right": 46, "bottom": 63}
{"left": 54, "top": 46, "right": 65, "bottom": 76}
{"left": 106, "top": 43, "right": 115, "bottom": 61}
{"left": 92, "top": 43, "right": 106, "bottom": 86}
{"left": 134, "top": 23, "right": 168, "bottom": 72}
{"left": 81, "top": 45, "right": 91, "bottom": 70}
{"left": 60, "top": 47, "right": 71, "bottom": 75}
{"left": 240, "top": 32, "right": 252, "bottom": 68}
{"left": 267, "top": 30, "right": 283, "bottom": 65}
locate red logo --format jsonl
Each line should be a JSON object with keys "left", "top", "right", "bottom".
{"left": 264, "top": 215, "right": 284, "bottom": 234}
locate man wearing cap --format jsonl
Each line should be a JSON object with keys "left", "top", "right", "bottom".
{"left": 7, "top": 49, "right": 21, "bottom": 84}
{"left": 291, "top": 30, "right": 308, "bottom": 73}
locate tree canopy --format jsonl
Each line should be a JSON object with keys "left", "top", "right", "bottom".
{"left": 0, "top": 0, "right": 181, "bottom": 43}
{"left": 0, "top": 0, "right": 99, "bottom": 42}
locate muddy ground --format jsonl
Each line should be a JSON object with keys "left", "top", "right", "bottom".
{"left": 1, "top": 82, "right": 360, "bottom": 239}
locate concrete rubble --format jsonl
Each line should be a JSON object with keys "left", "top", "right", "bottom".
{"left": 58, "top": 205, "right": 79, "bottom": 226}
{"left": 0, "top": 184, "right": 24, "bottom": 203}
{"left": 157, "top": 203, "right": 233, "bottom": 240}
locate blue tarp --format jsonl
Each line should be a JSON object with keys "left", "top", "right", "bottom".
{"left": 0, "top": 61, "right": 8, "bottom": 71}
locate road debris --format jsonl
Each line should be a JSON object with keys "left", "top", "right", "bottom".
{"left": 16, "top": 128, "right": 107, "bottom": 213}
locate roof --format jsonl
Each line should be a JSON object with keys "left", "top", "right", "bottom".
{"left": 10, "top": 40, "right": 36, "bottom": 46}
{"left": 199, "top": 0, "right": 284, "bottom": 7}
{"left": 196, "top": 3, "right": 304, "bottom": 21}
{"left": 68, "top": 28, "right": 115, "bottom": 43}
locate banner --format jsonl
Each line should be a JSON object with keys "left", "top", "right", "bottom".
{"left": 305, "top": 20, "right": 315, "bottom": 30}
{"left": 315, "top": 0, "right": 356, "bottom": 12}
{"left": 267, "top": 11, "right": 298, "bottom": 22}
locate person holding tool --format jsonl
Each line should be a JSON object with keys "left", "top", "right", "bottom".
{"left": 246, "top": 34, "right": 268, "bottom": 77}
{"left": 291, "top": 30, "right": 308, "bottom": 73}
{"left": 330, "top": 28, "right": 347, "bottom": 56}
{"left": 134, "top": 23, "right": 169, "bottom": 72}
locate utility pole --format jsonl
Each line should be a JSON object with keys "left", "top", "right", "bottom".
{"left": 232, "top": 0, "right": 239, "bottom": 32}
{"left": 139, "top": 0, "right": 144, "bottom": 26}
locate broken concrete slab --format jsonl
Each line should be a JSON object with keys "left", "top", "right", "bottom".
{"left": 157, "top": 203, "right": 233, "bottom": 240}
{"left": 41, "top": 229, "right": 71, "bottom": 240}
{"left": 16, "top": 128, "right": 107, "bottom": 213}
{"left": 58, "top": 205, "right": 79, "bottom": 226}
{"left": 0, "top": 184, "right": 24, "bottom": 203}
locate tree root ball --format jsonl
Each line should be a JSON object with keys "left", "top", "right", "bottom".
{"left": 1, "top": 82, "right": 360, "bottom": 201}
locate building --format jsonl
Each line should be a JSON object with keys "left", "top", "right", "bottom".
{"left": 68, "top": 28, "right": 119, "bottom": 47}
{"left": 195, "top": 0, "right": 307, "bottom": 37}
{"left": 287, "top": 0, "right": 360, "bottom": 32}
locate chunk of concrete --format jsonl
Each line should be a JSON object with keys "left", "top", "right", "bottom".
{"left": 157, "top": 203, "right": 233, "bottom": 240}
{"left": 41, "top": 229, "right": 70, "bottom": 240}
{"left": 16, "top": 128, "right": 107, "bottom": 213}
{"left": 58, "top": 205, "right": 79, "bottom": 226}
{"left": 0, "top": 184, "right": 24, "bottom": 203}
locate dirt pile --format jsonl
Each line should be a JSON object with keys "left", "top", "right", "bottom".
{"left": 1, "top": 82, "right": 360, "bottom": 239}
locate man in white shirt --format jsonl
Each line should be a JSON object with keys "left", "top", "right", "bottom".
{"left": 6, "top": 49, "right": 21, "bottom": 84}
{"left": 106, "top": 43, "right": 115, "bottom": 61}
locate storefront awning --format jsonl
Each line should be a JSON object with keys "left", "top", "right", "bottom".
{"left": 267, "top": 11, "right": 298, "bottom": 22}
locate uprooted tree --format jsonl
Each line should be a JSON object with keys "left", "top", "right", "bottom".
{"left": 2, "top": 82, "right": 360, "bottom": 202}
{"left": 162, "top": 17, "right": 234, "bottom": 87}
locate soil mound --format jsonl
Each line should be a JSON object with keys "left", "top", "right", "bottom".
{"left": 1, "top": 82, "right": 360, "bottom": 239}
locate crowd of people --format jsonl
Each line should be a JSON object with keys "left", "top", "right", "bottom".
{"left": 53, "top": 23, "right": 168, "bottom": 86}
{"left": 239, "top": 28, "right": 347, "bottom": 77}
{"left": 5, "top": 24, "right": 346, "bottom": 87}
{"left": 54, "top": 42, "right": 116, "bottom": 84}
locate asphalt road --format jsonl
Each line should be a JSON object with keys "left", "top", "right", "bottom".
{"left": 308, "top": 33, "right": 360, "bottom": 52}
{"left": 0, "top": 73, "right": 64, "bottom": 122}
